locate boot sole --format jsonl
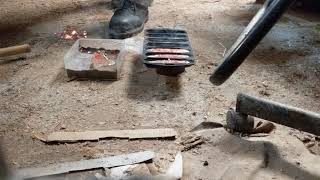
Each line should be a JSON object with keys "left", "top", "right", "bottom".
{"left": 109, "top": 15, "right": 149, "bottom": 39}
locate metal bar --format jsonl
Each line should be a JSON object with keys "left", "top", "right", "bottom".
{"left": 236, "top": 93, "right": 320, "bottom": 136}
{"left": 210, "top": 0, "right": 293, "bottom": 85}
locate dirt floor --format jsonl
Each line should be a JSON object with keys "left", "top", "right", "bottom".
{"left": 0, "top": 0, "right": 320, "bottom": 179}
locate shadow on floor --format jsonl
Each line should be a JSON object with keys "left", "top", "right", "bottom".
{"left": 215, "top": 134, "right": 320, "bottom": 180}
{"left": 126, "top": 54, "right": 182, "bottom": 102}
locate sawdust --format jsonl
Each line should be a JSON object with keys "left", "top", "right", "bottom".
{"left": 0, "top": 0, "right": 320, "bottom": 179}
{"left": 291, "top": 131, "right": 320, "bottom": 156}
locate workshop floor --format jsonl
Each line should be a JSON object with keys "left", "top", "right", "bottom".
{"left": 0, "top": 0, "right": 320, "bottom": 179}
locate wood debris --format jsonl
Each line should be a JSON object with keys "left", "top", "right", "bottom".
{"left": 252, "top": 121, "right": 275, "bottom": 134}
{"left": 180, "top": 134, "right": 205, "bottom": 152}
{"left": 42, "top": 128, "right": 177, "bottom": 142}
{"left": 292, "top": 131, "right": 320, "bottom": 155}
{"left": 15, "top": 151, "right": 155, "bottom": 179}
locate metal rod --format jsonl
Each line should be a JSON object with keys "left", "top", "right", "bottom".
{"left": 236, "top": 93, "right": 320, "bottom": 136}
{"left": 210, "top": 0, "right": 293, "bottom": 85}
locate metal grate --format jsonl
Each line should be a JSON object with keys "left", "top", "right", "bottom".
{"left": 143, "top": 28, "right": 194, "bottom": 76}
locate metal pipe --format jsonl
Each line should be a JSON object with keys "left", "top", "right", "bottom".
{"left": 210, "top": 0, "right": 293, "bottom": 85}
{"left": 236, "top": 93, "right": 320, "bottom": 136}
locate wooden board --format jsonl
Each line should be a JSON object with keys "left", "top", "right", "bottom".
{"left": 45, "top": 128, "right": 177, "bottom": 142}
{"left": 15, "top": 151, "right": 155, "bottom": 179}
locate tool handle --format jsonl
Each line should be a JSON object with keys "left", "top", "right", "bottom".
{"left": 236, "top": 93, "right": 320, "bottom": 136}
{"left": 0, "top": 44, "right": 31, "bottom": 57}
{"left": 210, "top": 0, "right": 293, "bottom": 85}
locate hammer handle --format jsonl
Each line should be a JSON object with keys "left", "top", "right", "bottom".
{"left": 0, "top": 44, "right": 31, "bottom": 57}
{"left": 236, "top": 93, "right": 320, "bottom": 136}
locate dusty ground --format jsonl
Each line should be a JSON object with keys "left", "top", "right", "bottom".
{"left": 0, "top": 0, "right": 320, "bottom": 179}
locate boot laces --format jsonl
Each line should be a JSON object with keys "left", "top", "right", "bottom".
{"left": 121, "top": 0, "right": 136, "bottom": 11}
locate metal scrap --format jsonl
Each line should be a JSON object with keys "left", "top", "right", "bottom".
{"left": 56, "top": 26, "right": 87, "bottom": 40}
{"left": 15, "top": 151, "right": 155, "bottom": 179}
{"left": 91, "top": 50, "right": 116, "bottom": 67}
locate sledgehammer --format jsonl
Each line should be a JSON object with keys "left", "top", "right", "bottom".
{"left": 0, "top": 44, "right": 31, "bottom": 57}
{"left": 226, "top": 93, "right": 320, "bottom": 136}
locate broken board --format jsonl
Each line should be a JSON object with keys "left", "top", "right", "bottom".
{"left": 15, "top": 151, "right": 155, "bottom": 179}
{"left": 45, "top": 128, "right": 177, "bottom": 142}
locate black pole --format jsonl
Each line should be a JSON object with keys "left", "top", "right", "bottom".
{"left": 236, "top": 93, "right": 320, "bottom": 136}
{"left": 210, "top": 0, "right": 293, "bottom": 85}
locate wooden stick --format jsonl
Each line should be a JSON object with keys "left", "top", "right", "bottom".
{"left": 43, "top": 128, "right": 177, "bottom": 142}
{"left": 0, "top": 44, "right": 31, "bottom": 57}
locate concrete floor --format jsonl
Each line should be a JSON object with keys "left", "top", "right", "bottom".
{"left": 0, "top": 0, "right": 320, "bottom": 179}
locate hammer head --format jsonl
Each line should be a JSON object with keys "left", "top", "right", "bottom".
{"left": 226, "top": 108, "right": 254, "bottom": 133}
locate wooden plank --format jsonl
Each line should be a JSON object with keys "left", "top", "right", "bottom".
{"left": 0, "top": 44, "right": 31, "bottom": 57}
{"left": 45, "top": 128, "right": 177, "bottom": 142}
{"left": 15, "top": 151, "right": 155, "bottom": 179}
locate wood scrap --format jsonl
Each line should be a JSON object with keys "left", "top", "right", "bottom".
{"left": 182, "top": 139, "right": 204, "bottom": 152}
{"left": 0, "top": 44, "right": 31, "bottom": 57}
{"left": 31, "top": 132, "right": 47, "bottom": 142}
{"left": 43, "top": 128, "right": 177, "bottom": 142}
{"left": 252, "top": 121, "right": 275, "bottom": 134}
{"left": 15, "top": 151, "right": 155, "bottom": 179}
{"left": 180, "top": 134, "right": 205, "bottom": 152}
{"left": 292, "top": 131, "right": 320, "bottom": 155}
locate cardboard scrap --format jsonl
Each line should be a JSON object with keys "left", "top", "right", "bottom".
{"left": 44, "top": 128, "right": 177, "bottom": 142}
{"left": 15, "top": 151, "right": 155, "bottom": 179}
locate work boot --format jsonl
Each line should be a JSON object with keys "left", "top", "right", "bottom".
{"left": 111, "top": 0, "right": 153, "bottom": 9}
{"left": 111, "top": 0, "right": 123, "bottom": 9}
{"left": 109, "top": 0, "right": 149, "bottom": 39}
